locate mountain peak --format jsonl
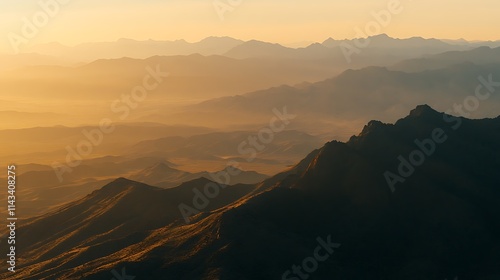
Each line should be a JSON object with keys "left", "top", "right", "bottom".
{"left": 356, "top": 120, "right": 387, "bottom": 138}
{"left": 198, "top": 36, "right": 242, "bottom": 45}
{"left": 408, "top": 104, "right": 440, "bottom": 118}
{"left": 371, "top": 33, "right": 391, "bottom": 39}
{"left": 176, "top": 177, "right": 217, "bottom": 189}
{"left": 149, "top": 162, "right": 175, "bottom": 171}
{"left": 350, "top": 105, "right": 443, "bottom": 144}
{"left": 323, "top": 37, "right": 335, "bottom": 43}
{"left": 99, "top": 177, "right": 157, "bottom": 195}
{"left": 108, "top": 177, "right": 134, "bottom": 185}
{"left": 117, "top": 38, "right": 136, "bottom": 43}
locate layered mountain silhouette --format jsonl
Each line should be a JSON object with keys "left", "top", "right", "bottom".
{"left": 2, "top": 105, "right": 499, "bottom": 279}
{"left": 391, "top": 46, "right": 500, "bottom": 72}
{"left": 27, "top": 37, "right": 245, "bottom": 61}
{"left": 127, "top": 130, "right": 323, "bottom": 162}
{"left": 25, "top": 35, "right": 485, "bottom": 64}
{"left": 322, "top": 34, "right": 454, "bottom": 50}
{"left": 0, "top": 123, "right": 212, "bottom": 163}
{"left": 0, "top": 53, "right": 77, "bottom": 72}
{"left": 224, "top": 34, "right": 480, "bottom": 68}
{"left": 1, "top": 129, "right": 317, "bottom": 220}
{"left": 130, "top": 162, "right": 268, "bottom": 187}
{"left": 0, "top": 177, "right": 256, "bottom": 279}
{"left": 1, "top": 54, "right": 337, "bottom": 102}
{"left": 168, "top": 63, "right": 500, "bottom": 139}
{"left": 1, "top": 156, "right": 267, "bottom": 219}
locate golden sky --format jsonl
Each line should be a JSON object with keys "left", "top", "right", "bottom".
{"left": 1, "top": 0, "right": 499, "bottom": 53}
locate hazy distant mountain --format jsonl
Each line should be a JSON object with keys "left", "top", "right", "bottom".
{"left": 0, "top": 111, "right": 69, "bottom": 129}
{"left": 126, "top": 130, "right": 323, "bottom": 179}
{"left": 0, "top": 54, "right": 339, "bottom": 103}
{"left": 128, "top": 130, "right": 323, "bottom": 162}
{"left": 130, "top": 162, "right": 269, "bottom": 187}
{"left": 323, "top": 34, "right": 455, "bottom": 50}
{"left": 0, "top": 52, "right": 78, "bottom": 72}
{"left": 391, "top": 46, "right": 500, "bottom": 72}
{"left": 224, "top": 40, "right": 349, "bottom": 63}
{"left": 439, "top": 38, "right": 500, "bottom": 48}
{"left": 130, "top": 162, "right": 195, "bottom": 186}
{"left": 6, "top": 36, "right": 497, "bottom": 131}
{"left": 169, "top": 63, "right": 500, "bottom": 139}
{"left": 4, "top": 106, "right": 499, "bottom": 279}
{"left": 27, "top": 37, "right": 245, "bottom": 61}
{"left": 23, "top": 35, "right": 500, "bottom": 65}
{"left": 0, "top": 153, "right": 267, "bottom": 219}
{"left": 226, "top": 34, "right": 465, "bottom": 60}
{"left": 0, "top": 123, "right": 212, "bottom": 163}
{"left": 223, "top": 40, "right": 297, "bottom": 59}
{"left": 0, "top": 157, "right": 180, "bottom": 218}
{"left": 7, "top": 35, "right": 498, "bottom": 77}
{"left": 224, "top": 34, "right": 474, "bottom": 68}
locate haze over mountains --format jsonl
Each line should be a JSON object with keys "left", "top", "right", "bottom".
{"left": 391, "top": 46, "right": 500, "bottom": 72}
{"left": 1, "top": 29, "right": 500, "bottom": 279}
{"left": 2, "top": 36, "right": 499, "bottom": 131}
{"left": 26, "top": 37, "right": 245, "bottom": 62}
{"left": 165, "top": 60, "right": 500, "bottom": 140}
{"left": 0, "top": 129, "right": 319, "bottom": 219}
{"left": 1, "top": 35, "right": 499, "bottom": 139}
{"left": 130, "top": 162, "right": 268, "bottom": 188}
{"left": 1, "top": 36, "right": 499, "bottom": 219}
{"left": 3, "top": 34, "right": 499, "bottom": 76}
{"left": 3, "top": 1, "right": 500, "bottom": 280}
{"left": 16, "top": 34, "right": 500, "bottom": 63}
{"left": 2, "top": 106, "right": 499, "bottom": 279}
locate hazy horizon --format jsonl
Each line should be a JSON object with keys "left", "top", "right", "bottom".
{"left": 2, "top": 1, "right": 500, "bottom": 279}
{"left": 2, "top": 0, "right": 500, "bottom": 54}
{"left": 3, "top": 33, "right": 500, "bottom": 53}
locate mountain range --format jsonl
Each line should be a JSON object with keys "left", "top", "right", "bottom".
{"left": 21, "top": 34, "right": 500, "bottom": 64}
{"left": 130, "top": 162, "right": 268, "bottom": 188}
{"left": 164, "top": 61, "right": 500, "bottom": 140}
{"left": 2, "top": 105, "right": 499, "bottom": 279}
{"left": 5, "top": 34, "right": 499, "bottom": 76}
{"left": 25, "top": 37, "right": 245, "bottom": 62}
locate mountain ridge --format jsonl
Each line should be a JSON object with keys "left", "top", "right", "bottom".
{"left": 3, "top": 105, "right": 500, "bottom": 279}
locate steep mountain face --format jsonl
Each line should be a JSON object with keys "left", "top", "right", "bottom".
{"left": 182, "top": 105, "right": 500, "bottom": 280}
{"left": 0, "top": 177, "right": 256, "bottom": 280}
{"left": 3, "top": 106, "right": 500, "bottom": 279}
